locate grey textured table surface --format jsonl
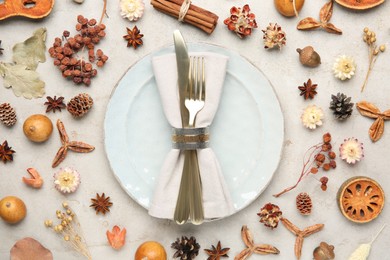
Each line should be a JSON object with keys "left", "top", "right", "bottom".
{"left": 0, "top": 0, "right": 389, "bottom": 259}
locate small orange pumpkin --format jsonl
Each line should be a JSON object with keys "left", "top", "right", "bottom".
{"left": 0, "top": 0, "right": 54, "bottom": 20}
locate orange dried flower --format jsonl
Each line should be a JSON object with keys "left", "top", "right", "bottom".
{"left": 106, "top": 225, "right": 126, "bottom": 250}
{"left": 22, "top": 168, "right": 44, "bottom": 189}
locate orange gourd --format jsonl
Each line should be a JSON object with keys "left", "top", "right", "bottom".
{"left": 0, "top": 0, "right": 54, "bottom": 20}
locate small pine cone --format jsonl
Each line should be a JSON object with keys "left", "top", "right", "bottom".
{"left": 0, "top": 103, "right": 17, "bottom": 127}
{"left": 296, "top": 192, "right": 312, "bottom": 215}
{"left": 67, "top": 93, "right": 93, "bottom": 117}
{"left": 329, "top": 93, "right": 354, "bottom": 120}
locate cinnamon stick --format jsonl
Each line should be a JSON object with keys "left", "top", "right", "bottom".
{"left": 150, "top": 0, "right": 219, "bottom": 34}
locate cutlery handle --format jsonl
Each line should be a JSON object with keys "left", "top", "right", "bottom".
{"left": 173, "top": 150, "right": 191, "bottom": 224}
{"left": 188, "top": 150, "right": 204, "bottom": 225}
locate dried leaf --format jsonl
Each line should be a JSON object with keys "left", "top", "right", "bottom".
{"left": 281, "top": 218, "right": 300, "bottom": 235}
{"left": 68, "top": 141, "right": 95, "bottom": 153}
{"left": 234, "top": 248, "right": 252, "bottom": 260}
{"left": 324, "top": 23, "right": 342, "bottom": 34}
{"left": 382, "top": 109, "right": 390, "bottom": 119}
{"left": 295, "top": 235, "right": 304, "bottom": 259}
{"left": 253, "top": 244, "right": 280, "bottom": 255}
{"left": 369, "top": 117, "right": 384, "bottom": 142}
{"left": 241, "top": 225, "right": 254, "bottom": 248}
{"left": 57, "top": 119, "right": 69, "bottom": 144}
{"left": 297, "top": 18, "right": 321, "bottom": 30}
{"left": 10, "top": 237, "right": 53, "bottom": 260}
{"left": 302, "top": 224, "right": 324, "bottom": 237}
{"left": 319, "top": 0, "right": 334, "bottom": 23}
{"left": 356, "top": 101, "right": 381, "bottom": 118}
{"left": 13, "top": 28, "right": 47, "bottom": 70}
{"left": 106, "top": 226, "right": 126, "bottom": 250}
{"left": 0, "top": 62, "right": 45, "bottom": 99}
{"left": 52, "top": 146, "right": 67, "bottom": 168}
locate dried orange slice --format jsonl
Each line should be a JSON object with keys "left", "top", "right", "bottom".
{"left": 335, "top": 0, "right": 384, "bottom": 10}
{"left": 337, "top": 176, "right": 385, "bottom": 223}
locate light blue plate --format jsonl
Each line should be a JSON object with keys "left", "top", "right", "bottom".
{"left": 104, "top": 43, "right": 284, "bottom": 217}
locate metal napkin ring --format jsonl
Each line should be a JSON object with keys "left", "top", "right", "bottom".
{"left": 172, "top": 127, "right": 210, "bottom": 150}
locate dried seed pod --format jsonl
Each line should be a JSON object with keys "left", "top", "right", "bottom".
{"left": 0, "top": 103, "right": 17, "bottom": 127}
{"left": 313, "top": 242, "right": 335, "bottom": 260}
{"left": 297, "top": 46, "right": 321, "bottom": 67}
{"left": 67, "top": 93, "right": 93, "bottom": 117}
{"left": 296, "top": 192, "right": 312, "bottom": 215}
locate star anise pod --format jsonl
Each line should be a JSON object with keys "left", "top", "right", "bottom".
{"left": 44, "top": 96, "right": 66, "bottom": 113}
{"left": 123, "top": 26, "right": 143, "bottom": 49}
{"left": 0, "top": 40, "right": 4, "bottom": 55}
{"left": 204, "top": 241, "right": 230, "bottom": 260}
{"left": 90, "top": 193, "right": 113, "bottom": 215}
{"left": 0, "top": 140, "right": 15, "bottom": 163}
{"left": 298, "top": 79, "right": 317, "bottom": 100}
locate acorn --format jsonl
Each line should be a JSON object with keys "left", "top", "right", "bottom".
{"left": 313, "top": 242, "right": 335, "bottom": 260}
{"left": 297, "top": 46, "right": 321, "bottom": 67}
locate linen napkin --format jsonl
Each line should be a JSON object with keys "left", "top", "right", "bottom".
{"left": 148, "top": 52, "right": 235, "bottom": 220}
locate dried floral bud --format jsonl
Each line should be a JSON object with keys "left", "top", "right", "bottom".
{"left": 224, "top": 4, "right": 258, "bottom": 38}
{"left": 329, "top": 160, "right": 337, "bottom": 168}
{"left": 322, "top": 163, "right": 330, "bottom": 171}
{"left": 322, "top": 143, "right": 332, "bottom": 152}
{"left": 320, "top": 177, "right": 328, "bottom": 191}
{"left": 332, "top": 55, "right": 356, "bottom": 81}
{"left": 44, "top": 220, "right": 53, "bottom": 227}
{"left": 328, "top": 151, "right": 336, "bottom": 159}
{"left": 301, "top": 105, "right": 324, "bottom": 129}
{"left": 339, "top": 138, "right": 364, "bottom": 164}
{"left": 323, "top": 133, "right": 331, "bottom": 143}
{"left": 311, "top": 167, "right": 319, "bottom": 174}
{"left": 257, "top": 203, "right": 283, "bottom": 229}
{"left": 262, "top": 23, "right": 286, "bottom": 49}
{"left": 379, "top": 44, "right": 386, "bottom": 52}
{"left": 315, "top": 153, "right": 325, "bottom": 163}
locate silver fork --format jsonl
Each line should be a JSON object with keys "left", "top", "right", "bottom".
{"left": 173, "top": 56, "right": 205, "bottom": 225}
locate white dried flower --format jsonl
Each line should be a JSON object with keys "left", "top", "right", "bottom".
{"left": 54, "top": 167, "right": 80, "bottom": 194}
{"left": 262, "top": 23, "right": 286, "bottom": 49}
{"left": 120, "top": 0, "right": 145, "bottom": 22}
{"left": 339, "top": 138, "right": 364, "bottom": 164}
{"left": 333, "top": 55, "right": 356, "bottom": 80}
{"left": 301, "top": 105, "right": 324, "bottom": 129}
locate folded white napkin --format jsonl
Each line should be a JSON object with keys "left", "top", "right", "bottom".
{"left": 148, "top": 52, "right": 235, "bottom": 220}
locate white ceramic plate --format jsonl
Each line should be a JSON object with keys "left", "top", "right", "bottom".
{"left": 104, "top": 43, "right": 284, "bottom": 216}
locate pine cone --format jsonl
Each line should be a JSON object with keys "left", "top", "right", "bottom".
{"left": 67, "top": 93, "right": 93, "bottom": 117}
{"left": 0, "top": 103, "right": 17, "bottom": 127}
{"left": 296, "top": 192, "right": 312, "bottom": 215}
{"left": 171, "top": 236, "right": 200, "bottom": 259}
{"left": 329, "top": 93, "right": 353, "bottom": 120}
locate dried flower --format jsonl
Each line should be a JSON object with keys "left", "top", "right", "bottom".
{"left": 90, "top": 193, "right": 113, "bottom": 215}
{"left": 0, "top": 140, "right": 15, "bottom": 163}
{"left": 106, "top": 225, "right": 126, "bottom": 250}
{"left": 257, "top": 203, "right": 283, "bottom": 229}
{"left": 301, "top": 105, "right": 324, "bottom": 129}
{"left": 339, "top": 138, "right": 364, "bottom": 164}
{"left": 298, "top": 79, "right": 317, "bottom": 100}
{"left": 54, "top": 167, "right": 80, "bottom": 193}
{"left": 171, "top": 236, "right": 200, "bottom": 259}
{"left": 120, "top": 0, "right": 145, "bottom": 21}
{"left": 361, "top": 27, "right": 385, "bottom": 92}
{"left": 204, "top": 241, "right": 230, "bottom": 260}
{"left": 22, "top": 168, "right": 44, "bottom": 189}
{"left": 262, "top": 23, "right": 286, "bottom": 49}
{"left": 44, "top": 96, "right": 66, "bottom": 113}
{"left": 123, "top": 26, "right": 144, "bottom": 49}
{"left": 333, "top": 55, "right": 356, "bottom": 80}
{"left": 224, "top": 4, "right": 258, "bottom": 38}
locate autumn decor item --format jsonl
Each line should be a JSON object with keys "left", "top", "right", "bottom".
{"left": 320, "top": 177, "right": 329, "bottom": 191}
{"left": 281, "top": 218, "right": 324, "bottom": 260}
{"left": 274, "top": 133, "right": 336, "bottom": 197}
{"left": 150, "top": 0, "right": 219, "bottom": 34}
{"left": 329, "top": 93, "right": 354, "bottom": 121}
{"left": 313, "top": 242, "right": 335, "bottom": 260}
{"left": 0, "top": 140, "right": 15, "bottom": 163}
{"left": 262, "top": 23, "right": 286, "bottom": 50}
{"left": 356, "top": 101, "right": 390, "bottom": 142}
{"left": 10, "top": 237, "right": 53, "bottom": 260}
{"left": 296, "top": 192, "right": 312, "bottom": 215}
{"left": 297, "top": 46, "right": 321, "bottom": 67}
{"left": 335, "top": 0, "right": 384, "bottom": 10}
{"left": 205, "top": 241, "right": 230, "bottom": 260}
{"left": 120, "top": 0, "right": 145, "bottom": 21}
{"left": 224, "top": 5, "right": 257, "bottom": 39}
{"left": 45, "top": 202, "right": 92, "bottom": 260}
{"left": 123, "top": 26, "right": 144, "bottom": 49}
{"left": 339, "top": 138, "right": 364, "bottom": 164}
{"left": 135, "top": 241, "right": 167, "bottom": 260}
{"left": 337, "top": 176, "right": 385, "bottom": 223}
{"left": 235, "top": 225, "right": 280, "bottom": 259}
{"left": 22, "top": 168, "right": 44, "bottom": 189}
{"left": 44, "top": 96, "right": 66, "bottom": 113}
{"left": 67, "top": 93, "right": 93, "bottom": 117}
{"left": 90, "top": 193, "right": 113, "bottom": 215}
{"left": 171, "top": 236, "right": 200, "bottom": 259}
{"left": 333, "top": 55, "right": 356, "bottom": 80}
{"left": 52, "top": 119, "right": 95, "bottom": 167}
{"left": 257, "top": 203, "right": 283, "bottom": 229}
{"left": 0, "top": 28, "right": 46, "bottom": 99}
{"left": 301, "top": 104, "right": 324, "bottom": 129}
{"left": 274, "top": 0, "right": 304, "bottom": 17}
{"left": 0, "top": 196, "right": 27, "bottom": 224}
{"left": 298, "top": 79, "right": 317, "bottom": 100}
{"left": 0, "top": 40, "right": 3, "bottom": 55}
{"left": 48, "top": 14, "right": 108, "bottom": 86}
{"left": 23, "top": 114, "right": 53, "bottom": 143}
{"left": 0, "top": 103, "right": 17, "bottom": 126}
{"left": 297, "top": 0, "right": 342, "bottom": 35}
{"left": 361, "top": 27, "right": 385, "bottom": 92}
{"left": 107, "top": 225, "right": 127, "bottom": 250}
{"left": 348, "top": 225, "right": 386, "bottom": 260}
{"left": 54, "top": 167, "right": 81, "bottom": 194}
{"left": 0, "top": 0, "right": 54, "bottom": 20}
